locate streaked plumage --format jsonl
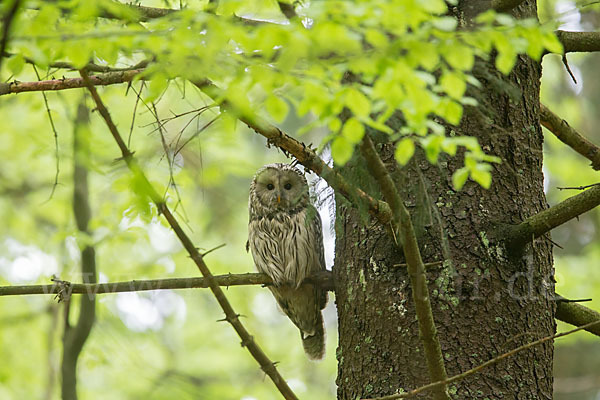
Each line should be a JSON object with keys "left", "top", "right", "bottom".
{"left": 248, "top": 163, "right": 327, "bottom": 360}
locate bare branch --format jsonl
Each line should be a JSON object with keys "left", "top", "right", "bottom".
{"left": 0, "top": 69, "right": 145, "bottom": 96}
{"left": 540, "top": 103, "right": 600, "bottom": 170}
{"left": 364, "top": 318, "right": 600, "bottom": 400}
{"left": 557, "top": 30, "right": 600, "bottom": 53}
{"left": 360, "top": 135, "right": 449, "bottom": 400}
{"left": 0, "top": 271, "right": 334, "bottom": 297}
{"left": 556, "top": 295, "right": 600, "bottom": 338}
{"left": 193, "top": 79, "right": 393, "bottom": 225}
{"left": 79, "top": 70, "right": 298, "bottom": 400}
{"left": 504, "top": 183, "right": 600, "bottom": 251}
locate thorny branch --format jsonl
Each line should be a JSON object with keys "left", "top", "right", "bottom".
{"left": 79, "top": 70, "right": 298, "bottom": 400}
{"left": 360, "top": 135, "right": 449, "bottom": 400}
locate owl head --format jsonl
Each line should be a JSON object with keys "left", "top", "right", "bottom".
{"left": 250, "top": 163, "right": 309, "bottom": 216}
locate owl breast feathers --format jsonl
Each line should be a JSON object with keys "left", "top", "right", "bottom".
{"left": 248, "top": 163, "right": 328, "bottom": 360}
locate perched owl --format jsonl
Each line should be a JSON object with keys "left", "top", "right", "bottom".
{"left": 248, "top": 163, "right": 328, "bottom": 360}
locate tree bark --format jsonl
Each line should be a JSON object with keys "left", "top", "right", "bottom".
{"left": 334, "top": 1, "right": 555, "bottom": 399}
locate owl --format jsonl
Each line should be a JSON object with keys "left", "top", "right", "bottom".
{"left": 248, "top": 163, "right": 328, "bottom": 360}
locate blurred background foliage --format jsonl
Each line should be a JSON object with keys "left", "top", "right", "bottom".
{"left": 0, "top": 0, "right": 599, "bottom": 399}
{"left": 540, "top": 1, "right": 600, "bottom": 399}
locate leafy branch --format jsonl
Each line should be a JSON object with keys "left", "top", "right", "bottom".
{"left": 79, "top": 70, "right": 299, "bottom": 400}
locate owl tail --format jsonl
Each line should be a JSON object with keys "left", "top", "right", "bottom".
{"left": 301, "top": 314, "right": 325, "bottom": 360}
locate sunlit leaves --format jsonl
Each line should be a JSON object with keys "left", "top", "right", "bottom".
{"left": 9, "top": 0, "right": 563, "bottom": 190}
{"left": 263, "top": 94, "right": 287, "bottom": 122}
{"left": 394, "top": 138, "right": 415, "bottom": 166}
{"left": 331, "top": 136, "right": 354, "bottom": 165}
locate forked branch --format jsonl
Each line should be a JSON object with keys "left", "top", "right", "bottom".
{"left": 79, "top": 70, "right": 298, "bottom": 400}
{"left": 360, "top": 135, "right": 449, "bottom": 400}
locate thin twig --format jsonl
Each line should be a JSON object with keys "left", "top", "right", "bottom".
{"left": 360, "top": 134, "right": 449, "bottom": 400}
{"left": 562, "top": 54, "right": 578, "bottom": 84}
{"left": 364, "top": 318, "right": 600, "bottom": 400}
{"left": 79, "top": 69, "right": 299, "bottom": 400}
{"left": 32, "top": 65, "right": 61, "bottom": 202}
{"left": 557, "top": 183, "right": 600, "bottom": 191}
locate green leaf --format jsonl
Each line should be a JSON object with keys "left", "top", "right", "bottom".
{"left": 432, "top": 17, "right": 458, "bottom": 32}
{"left": 443, "top": 44, "right": 474, "bottom": 71}
{"left": 6, "top": 54, "right": 25, "bottom": 75}
{"left": 421, "top": 135, "right": 444, "bottom": 163}
{"left": 345, "top": 87, "right": 371, "bottom": 118}
{"left": 365, "top": 29, "right": 389, "bottom": 48}
{"left": 471, "top": 165, "right": 492, "bottom": 188}
{"left": 542, "top": 31, "right": 563, "bottom": 54}
{"left": 145, "top": 73, "right": 169, "bottom": 103}
{"left": 265, "top": 94, "right": 289, "bottom": 123}
{"left": 437, "top": 98, "right": 463, "bottom": 125}
{"left": 331, "top": 136, "right": 354, "bottom": 166}
{"left": 452, "top": 167, "right": 469, "bottom": 190}
{"left": 394, "top": 138, "right": 415, "bottom": 165}
{"left": 440, "top": 71, "right": 466, "bottom": 99}
{"left": 341, "top": 118, "right": 365, "bottom": 144}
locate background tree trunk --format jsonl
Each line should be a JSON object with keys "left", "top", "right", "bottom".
{"left": 334, "top": 1, "right": 556, "bottom": 398}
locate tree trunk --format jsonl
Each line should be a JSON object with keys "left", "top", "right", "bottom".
{"left": 334, "top": 1, "right": 555, "bottom": 399}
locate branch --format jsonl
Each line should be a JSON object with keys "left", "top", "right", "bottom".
{"left": 61, "top": 101, "right": 97, "bottom": 400}
{"left": 0, "top": 69, "right": 144, "bottom": 96}
{"left": 540, "top": 103, "right": 600, "bottom": 170}
{"left": 557, "top": 30, "right": 600, "bottom": 53}
{"left": 491, "top": 0, "right": 526, "bottom": 12}
{"left": 193, "top": 79, "right": 393, "bottom": 225}
{"left": 360, "top": 135, "right": 449, "bottom": 400}
{"left": 556, "top": 295, "right": 600, "bottom": 337}
{"left": 0, "top": 271, "right": 334, "bottom": 297}
{"left": 364, "top": 318, "right": 600, "bottom": 400}
{"left": 503, "top": 183, "right": 600, "bottom": 251}
{"left": 79, "top": 70, "right": 298, "bottom": 400}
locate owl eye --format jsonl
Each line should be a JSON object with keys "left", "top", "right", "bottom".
{"left": 284, "top": 183, "right": 292, "bottom": 190}
{"left": 267, "top": 183, "right": 275, "bottom": 190}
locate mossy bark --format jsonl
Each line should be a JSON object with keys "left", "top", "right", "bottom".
{"left": 334, "top": 1, "right": 555, "bottom": 399}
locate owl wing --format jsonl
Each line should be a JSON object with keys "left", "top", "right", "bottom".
{"left": 304, "top": 205, "right": 328, "bottom": 311}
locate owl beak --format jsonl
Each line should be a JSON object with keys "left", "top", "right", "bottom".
{"left": 277, "top": 195, "right": 281, "bottom": 203}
